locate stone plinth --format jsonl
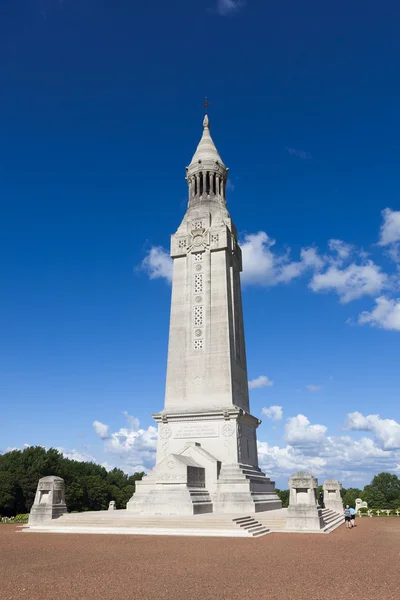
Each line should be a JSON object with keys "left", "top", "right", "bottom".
{"left": 28, "top": 476, "right": 67, "bottom": 525}
{"left": 323, "top": 479, "right": 343, "bottom": 514}
{"left": 355, "top": 498, "right": 368, "bottom": 512}
{"left": 286, "top": 471, "right": 323, "bottom": 531}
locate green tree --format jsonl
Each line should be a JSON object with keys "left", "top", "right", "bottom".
{"left": 369, "top": 473, "right": 400, "bottom": 506}
{"left": 0, "top": 446, "right": 145, "bottom": 515}
{"left": 82, "top": 476, "right": 110, "bottom": 511}
{"left": 0, "top": 471, "right": 17, "bottom": 516}
{"left": 342, "top": 488, "right": 363, "bottom": 508}
{"left": 65, "top": 481, "right": 85, "bottom": 512}
{"left": 362, "top": 485, "right": 387, "bottom": 508}
{"left": 275, "top": 489, "right": 289, "bottom": 508}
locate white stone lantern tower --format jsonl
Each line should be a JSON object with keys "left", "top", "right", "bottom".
{"left": 127, "top": 115, "right": 281, "bottom": 515}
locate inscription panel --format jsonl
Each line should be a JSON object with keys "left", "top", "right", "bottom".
{"left": 174, "top": 423, "right": 219, "bottom": 439}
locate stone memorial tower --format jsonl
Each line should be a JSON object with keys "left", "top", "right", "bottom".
{"left": 127, "top": 115, "right": 281, "bottom": 515}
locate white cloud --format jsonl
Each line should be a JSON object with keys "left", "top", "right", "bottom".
{"left": 141, "top": 246, "right": 173, "bottom": 282}
{"left": 258, "top": 441, "right": 327, "bottom": 476}
{"left": 378, "top": 208, "right": 400, "bottom": 246}
{"left": 90, "top": 409, "right": 400, "bottom": 486}
{"left": 358, "top": 296, "right": 400, "bottom": 331}
{"left": 240, "top": 232, "right": 324, "bottom": 286}
{"left": 262, "top": 406, "right": 283, "bottom": 421}
{"left": 285, "top": 147, "right": 311, "bottom": 160}
{"left": 305, "top": 384, "right": 322, "bottom": 392}
{"left": 284, "top": 414, "right": 327, "bottom": 445}
{"left": 216, "top": 0, "right": 243, "bottom": 16}
{"left": 258, "top": 411, "right": 400, "bottom": 484}
{"left": 328, "top": 239, "right": 353, "bottom": 262}
{"left": 240, "top": 232, "right": 277, "bottom": 285}
{"left": 277, "top": 248, "right": 324, "bottom": 284}
{"left": 57, "top": 448, "right": 96, "bottom": 463}
{"left": 122, "top": 411, "right": 140, "bottom": 430}
{"left": 94, "top": 413, "right": 157, "bottom": 471}
{"left": 309, "top": 260, "right": 388, "bottom": 303}
{"left": 346, "top": 411, "right": 400, "bottom": 450}
{"left": 93, "top": 420, "right": 110, "bottom": 440}
{"left": 249, "top": 375, "right": 274, "bottom": 389}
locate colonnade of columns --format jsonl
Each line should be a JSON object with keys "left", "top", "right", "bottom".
{"left": 188, "top": 171, "right": 226, "bottom": 201}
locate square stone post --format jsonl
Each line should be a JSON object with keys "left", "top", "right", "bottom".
{"left": 286, "top": 471, "right": 324, "bottom": 531}
{"left": 28, "top": 476, "right": 67, "bottom": 525}
{"left": 323, "top": 479, "right": 343, "bottom": 513}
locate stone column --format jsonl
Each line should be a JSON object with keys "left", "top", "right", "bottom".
{"left": 286, "top": 471, "right": 324, "bottom": 531}
{"left": 210, "top": 172, "right": 215, "bottom": 196}
{"left": 323, "top": 479, "right": 343, "bottom": 514}
{"left": 28, "top": 476, "right": 67, "bottom": 525}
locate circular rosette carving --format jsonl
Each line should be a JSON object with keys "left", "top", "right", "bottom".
{"left": 221, "top": 422, "right": 235, "bottom": 437}
{"left": 192, "top": 234, "right": 203, "bottom": 247}
{"left": 160, "top": 425, "right": 172, "bottom": 440}
{"left": 167, "top": 460, "right": 175, "bottom": 470}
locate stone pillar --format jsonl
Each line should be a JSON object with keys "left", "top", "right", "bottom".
{"left": 210, "top": 172, "right": 215, "bottom": 196}
{"left": 286, "top": 471, "right": 324, "bottom": 531}
{"left": 323, "top": 479, "right": 343, "bottom": 514}
{"left": 28, "top": 476, "right": 67, "bottom": 525}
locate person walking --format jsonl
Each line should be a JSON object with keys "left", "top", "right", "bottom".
{"left": 349, "top": 506, "right": 356, "bottom": 527}
{"left": 344, "top": 505, "right": 352, "bottom": 528}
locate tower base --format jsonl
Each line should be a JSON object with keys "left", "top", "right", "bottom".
{"left": 127, "top": 446, "right": 282, "bottom": 516}
{"left": 212, "top": 463, "right": 282, "bottom": 514}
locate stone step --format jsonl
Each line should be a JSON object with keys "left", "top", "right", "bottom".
{"left": 252, "top": 528, "right": 270, "bottom": 537}
{"left": 21, "top": 525, "right": 251, "bottom": 538}
{"left": 323, "top": 515, "right": 345, "bottom": 533}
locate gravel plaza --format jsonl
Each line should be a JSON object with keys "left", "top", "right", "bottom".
{"left": 2, "top": 518, "right": 399, "bottom": 600}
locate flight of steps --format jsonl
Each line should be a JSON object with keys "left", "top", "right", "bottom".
{"left": 232, "top": 516, "right": 271, "bottom": 537}
{"left": 320, "top": 508, "right": 345, "bottom": 533}
{"left": 20, "top": 510, "right": 269, "bottom": 538}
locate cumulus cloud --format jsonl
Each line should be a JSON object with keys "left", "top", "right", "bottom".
{"left": 378, "top": 208, "right": 400, "bottom": 246}
{"left": 57, "top": 448, "right": 96, "bottom": 463}
{"left": 141, "top": 246, "right": 173, "bottom": 282}
{"left": 285, "top": 147, "right": 311, "bottom": 160}
{"left": 93, "top": 413, "right": 157, "bottom": 471}
{"left": 309, "top": 260, "right": 388, "bottom": 303}
{"left": 305, "top": 384, "right": 322, "bottom": 392}
{"left": 89, "top": 409, "right": 400, "bottom": 485}
{"left": 240, "top": 232, "right": 323, "bottom": 286}
{"left": 93, "top": 420, "right": 111, "bottom": 440}
{"left": 328, "top": 239, "right": 353, "bottom": 262}
{"left": 258, "top": 410, "right": 400, "bottom": 484}
{"left": 346, "top": 411, "right": 400, "bottom": 450}
{"left": 140, "top": 214, "right": 400, "bottom": 332}
{"left": 358, "top": 296, "right": 400, "bottom": 331}
{"left": 258, "top": 434, "right": 396, "bottom": 483}
{"left": 216, "top": 0, "right": 243, "bottom": 16}
{"left": 284, "top": 414, "right": 327, "bottom": 446}
{"left": 262, "top": 406, "right": 283, "bottom": 421}
{"left": 249, "top": 375, "right": 274, "bottom": 389}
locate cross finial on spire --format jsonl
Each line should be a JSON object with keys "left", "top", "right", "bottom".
{"left": 203, "top": 97, "right": 210, "bottom": 113}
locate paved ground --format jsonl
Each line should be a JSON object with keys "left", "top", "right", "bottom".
{"left": 1, "top": 519, "right": 399, "bottom": 600}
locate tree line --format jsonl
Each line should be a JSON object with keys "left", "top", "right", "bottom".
{"left": 276, "top": 472, "right": 400, "bottom": 509}
{"left": 1, "top": 446, "right": 399, "bottom": 516}
{"left": 0, "top": 446, "right": 144, "bottom": 517}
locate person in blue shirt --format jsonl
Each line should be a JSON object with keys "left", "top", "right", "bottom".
{"left": 349, "top": 506, "right": 356, "bottom": 526}
{"left": 344, "top": 505, "right": 353, "bottom": 528}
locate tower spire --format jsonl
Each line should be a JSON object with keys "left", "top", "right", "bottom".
{"left": 186, "top": 114, "right": 228, "bottom": 206}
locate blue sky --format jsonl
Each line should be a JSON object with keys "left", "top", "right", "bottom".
{"left": 1, "top": 0, "right": 400, "bottom": 488}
